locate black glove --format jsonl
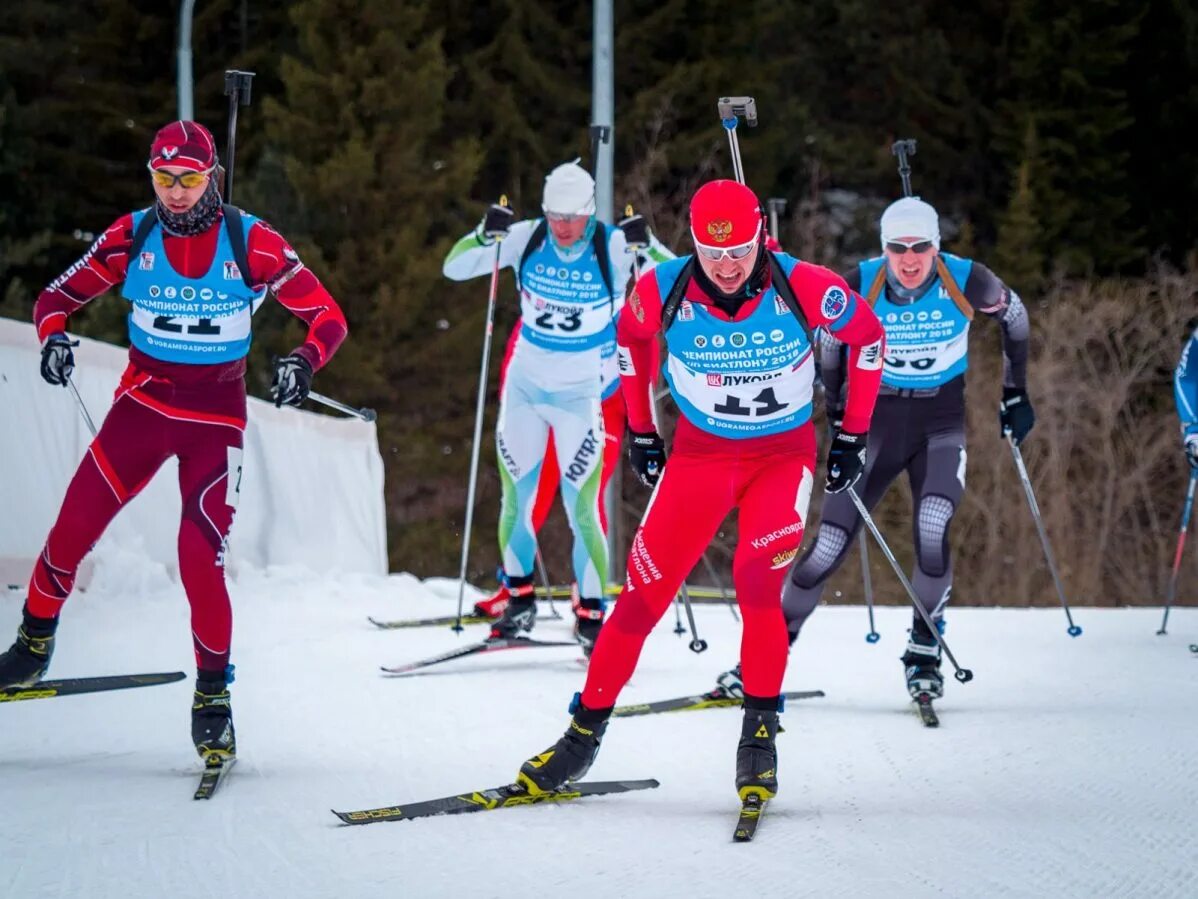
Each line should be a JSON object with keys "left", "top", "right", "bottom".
{"left": 826, "top": 431, "right": 867, "bottom": 494}
{"left": 271, "top": 353, "right": 314, "bottom": 408}
{"left": 1184, "top": 433, "right": 1198, "bottom": 469}
{"left": 618, "top": 211, "right": 649, "bottom": 249}
{"left": 628, "top": 430, "right": 667, "bottom": 488}
{"left": 479, "top": 203, "right": 515, "bottom": 243}
{"left": 999, "top": 387, "right": 1035, "bottom": 445}
{"left": 40, "top": 333, "right": 77, "bottom": 387}
{"left": 826, "top": 405, "right": 844, "bottom": 441}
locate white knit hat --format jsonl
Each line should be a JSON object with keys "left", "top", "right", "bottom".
{"left": 880, "top": 197, "right": 940, "bottom": 249}
{"left": 542, "top": 160, "right": 596, "bottom": 217}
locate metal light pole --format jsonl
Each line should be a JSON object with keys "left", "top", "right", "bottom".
{"left": 177, "top": 0, "right": 197, "bottom": 119}
{"left": 592, "top": 0, "right": 620, "bottom": 582}
{"left": 592, "top": 0, "right": 614, "bottom": 224}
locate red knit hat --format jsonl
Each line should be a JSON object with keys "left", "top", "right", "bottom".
{"left": 689, "top": 180, "right": 763, "bottom": 249}
{"left": 149, "top": 121, "right": 218, "bottom": 172}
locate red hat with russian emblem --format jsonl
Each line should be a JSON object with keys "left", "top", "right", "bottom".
{"left": 689, "top": 179, "right": 763, "bottom": 249}
{"left": 149, "top": 121, "right": 218, "bottom": 172}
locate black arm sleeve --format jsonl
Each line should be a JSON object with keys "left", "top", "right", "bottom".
{"left": 964, "top": 262, "right": 1029, "bottom": 390}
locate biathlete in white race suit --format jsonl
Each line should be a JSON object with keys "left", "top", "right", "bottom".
{"left": 713, "top": 196, "right": 1033, "bottom": 705}
{"left": 442, "top": 161, "right": 672, "bottom": 652}
{"left": 513, "top": 180, "right": 885, "bottom": 804}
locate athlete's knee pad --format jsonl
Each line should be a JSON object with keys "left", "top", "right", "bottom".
{"left": 915, "top": 494, "right": 956, "bottom": 578}
{"left": 790, "top": 523, "right": 851, "bottom": 589}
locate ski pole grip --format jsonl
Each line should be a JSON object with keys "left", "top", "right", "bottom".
{"left": 224, "top": 70, "right": 255, "bottom": 106}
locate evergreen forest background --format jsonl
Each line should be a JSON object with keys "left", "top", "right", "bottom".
{"left": 3, "top": 0, "right": 1197, "bottom": 606}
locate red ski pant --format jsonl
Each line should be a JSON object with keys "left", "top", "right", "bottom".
{"left": 581, "top": 421, "right": 817, "bottom": 708}
{"left": 27, "top": 369, "right": 245, "bottom": 673}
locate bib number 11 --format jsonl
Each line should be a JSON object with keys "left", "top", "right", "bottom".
{"left": 713, "top": 387, "right": 788, "bottom": 417}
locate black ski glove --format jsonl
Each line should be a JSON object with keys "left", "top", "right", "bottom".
{"left": 40, "top": 333, "right": 77, "bottom": 387}
{"left": 826, "top": 431, "right": 867, "bottom": 494}
{"left": 999, "top": 387, "right": 1035, "bottom": 445}
{"left": 271, "top": 353, "right": 314, "bottom": 408}
{"left": 618, "top": 211, "right": 649, "bottom": 249}
{"left": 628, "top": 429, "right": 667, "bottom": 488}
{"left": 826, "top": 404, "right": 844, "bottom": 441}
{"left": 479, "top": 203, "right": 515, "bottom": 243}
{"left": 1185, "top": 433, "right": 1198, "bottom": 470}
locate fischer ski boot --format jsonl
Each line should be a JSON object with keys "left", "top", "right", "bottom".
{"left": 472, "top": 569, "right": 513, "bottom": 618}
{"left": 192, "top": 669, "right": 236, "bottom": 762}
{"left": 713, "top": 662, "right": 745, "bottom": 699}
{"left": 571, "top": 596, "right": 605, "bottom": 657}
{"left": 0, "top": 610, "right": 57, "bottom": 689}
{"left": 736, "top": 695, "right": 781, "bottom": 802}
{"left": 517, "top": 694, "right": 612, "bottom": 795}
{"left": 488, "top": 578, "right": 537, "bottom": 639}
{"left": 901, "top": 619, "right": 944, "bottom": 700}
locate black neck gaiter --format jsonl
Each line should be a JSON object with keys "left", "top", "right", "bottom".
{"left": 155, "top": 179, "right": 223, "bottom": 237}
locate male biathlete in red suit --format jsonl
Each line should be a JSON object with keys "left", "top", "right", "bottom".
{"left": 0, "top": 122, "right": 347, "bottom": 765}
{"left": 514, "top": 180, "right": 885, "bottom": 803}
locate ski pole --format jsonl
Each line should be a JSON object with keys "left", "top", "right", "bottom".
{"left": 891, "top": 139, "right": 918, "bottom": 198}
{"left": 222, "top": 70, "right": 254, "bottom": 203}
{"left": 307, "top": 390, "right": 376, "bottom": 422}
{"left": 1158, "top": 470, "right": 1198, "bottom": 635}
{"left": 534, "top": 548, "right": 562, "bottom": 620}
{"left": 672, "top": 591, "right": 685, "bottom": 636}
{"left": 716, "top": 96, "right": 758, "bottom": 186}
{"left": 678, "top": 584, "right": 708, "bottom": 653}
{"left": 847, "top": 487, "right": 973, "bottom": 682}
{"left": 453, "top": 201, "right": 508, "bottom": 632}
{"left": 1006, "top": 435, "right": 1083, "bottom": 637}
{"left": 67, "top": 375, "right": 98, "bottom": 438}
{"left": 861, "top": 537, "right": 879, "bottom": 643}
{"left": 766, "top": 197, "right": 787, "bottom": 241}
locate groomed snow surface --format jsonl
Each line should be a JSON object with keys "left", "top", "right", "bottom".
{"left": 2, "top": 553, "right": 1196, "bottom": 899}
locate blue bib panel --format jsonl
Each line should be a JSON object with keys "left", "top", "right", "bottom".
{"left": 660, "top": 256, "right": 815, "bottom": 439}
{"left": 518, "top": 222, "right": 615, "bottom": 352}
{"left": 121, "top": 209, "right": 267, "bottom": 364}
{"left": 861, "top": 253, "right": 974, "bottom": 388}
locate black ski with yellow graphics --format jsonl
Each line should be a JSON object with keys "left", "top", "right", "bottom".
{"left": 380, "top": 636, "right": 580, "bottom": 675}
{"left": 333, "top": 778, "right": 659, "bottom": 825}
{"left": 733, "top": 794, "right": 767, "bottom": 842}
{"left": 0, "top": 671, "right": 186, "bottom": 703}
{"left": 613, "top": 689, "right": 824, "bottom": 718}
{"left": 368, "top": 614, "right": 492, "bottom": 630}
{"left": 194, "top": 755, "right": 236, "bottom": 800}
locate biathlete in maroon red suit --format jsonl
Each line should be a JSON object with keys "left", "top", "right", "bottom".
{"left": 515, "top": 180, "right": 885, "bottom": 803}
{"left": 0, "top": 121, "right": 347, "bottom": 764}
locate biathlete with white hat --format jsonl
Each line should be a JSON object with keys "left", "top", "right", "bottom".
{"left": 755, "top": 195, "right": 1034, "bottom": 706}
{"left": 442, "top": 161, "right": 673, "bottom": 652}
{"left": 513, "top": 179, "right": 885, "bottom": 804}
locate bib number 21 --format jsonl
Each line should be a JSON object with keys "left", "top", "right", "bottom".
{"left": 153, "top": 316, "right": 221, "bottom": 336}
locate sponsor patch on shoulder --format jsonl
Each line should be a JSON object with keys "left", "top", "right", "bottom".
{"left": 628, "top": 287, "right": 645, "bottom": 323}
{"left": 821, "top": 285, "right": 849, "bottom": 320}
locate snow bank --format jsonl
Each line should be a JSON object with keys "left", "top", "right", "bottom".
{"left": 0, "top": 316, "right": 387, "bottom": 583}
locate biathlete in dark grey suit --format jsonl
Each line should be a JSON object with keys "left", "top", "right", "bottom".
{"left": 786, "top": 196, "right": 1034, "bottom": 700}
